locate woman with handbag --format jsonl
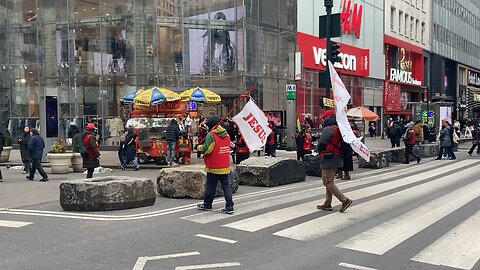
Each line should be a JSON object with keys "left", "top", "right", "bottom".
{"left": 468, "top": 125, "right": 480, "bottom": 156}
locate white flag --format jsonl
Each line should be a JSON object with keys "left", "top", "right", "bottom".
{"left": 328, "top": 61, "right": 371, "bottom": 162}
{"left": 232, "top": 100, "right": 272, "bottom": 152}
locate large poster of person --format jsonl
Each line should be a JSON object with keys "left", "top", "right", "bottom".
{"left": 189, "top": 6, "right": 244, "bottom": 75}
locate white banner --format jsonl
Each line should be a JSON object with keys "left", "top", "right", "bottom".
{"left": 232, "top": 100, "right": 272, "bottom": 152}
{"left": 328, "top": 61, "right": 371, "bottom": 162}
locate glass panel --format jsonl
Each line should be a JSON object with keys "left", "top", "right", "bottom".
{"left": 38, "top": 0, "right": 69, "bottom": 21}
{"left": 183, "top": 0, "right": 209, "bottom": 19}
{"left": 104, "top": 0, "right": 135, "bottom": 15}
{"left": 73, "top": 0, "right": 100, "bottom": 19}
{"left": 5, "top": 0, "right": 38, "bottom": 23}
{"left": 157, "top": 0, "right": 180, "bottom": 17}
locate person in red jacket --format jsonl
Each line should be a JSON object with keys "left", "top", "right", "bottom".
{"left": 82, "top": 123, "right": 101, "bottom": 178}
{"left": 303, "top": 125, "right": 313, "bottom": 154}
{"left": 235, "top": 132, "right": 250, "bottom": 165}
{"left": 403, "top": 122, "right": 421, "bottom": 164}
{"left": 196, "top": 116, "right": 234, "bottom": 214}
{"left": 265, "top": 121, "right": 277, "bottom": 157}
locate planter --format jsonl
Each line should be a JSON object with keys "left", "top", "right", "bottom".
{"left": 0, "top": 146, "right": 12, "bottom": 163}
{"left": 47, "top": 153, "right": 73, "bottom": 174}
{"left": 71, "top": 153, "right": 83, "bottom": 172}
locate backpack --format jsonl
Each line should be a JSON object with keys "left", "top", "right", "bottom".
{"left": 78, "top": 136, "right": 89, "bottom": 157}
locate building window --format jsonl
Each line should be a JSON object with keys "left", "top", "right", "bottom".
{"left": 405, "top": 14, "right": 408, "bottom": 35}
{"left": 421, "top": 0, "right": 424, "bottom": 10}
{"left": 410, "top": 17, "right": 414, "bottom": 38}
{"left": 390, "top": 7, "right": 396, "bottom": 31}
{"left": 421, "top": 22, "right": 425, "bottom": 43}
{"left": 399, "top": 11, "right": 403, "bottom": 33}
{"left": 415, "top": 19, "right": 419, "bottom": 41}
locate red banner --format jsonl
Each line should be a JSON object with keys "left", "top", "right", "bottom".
{"left": 384, "top": 81, "right": 401, "bottom": 113}
{"left": 297, "top": 32, "right": 369, "bottom": 77}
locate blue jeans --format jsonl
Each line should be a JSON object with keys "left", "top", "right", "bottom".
{"left": 203, "top": 173, "right": 234, "bottom": 209}
{"left": 122, "top": 155, "right": 139, "bottom": 168}
{"left": 167, "top": 141, "right": 176, "bottom": 163}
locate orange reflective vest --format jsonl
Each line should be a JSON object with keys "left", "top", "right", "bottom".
{"left": 204, "top": 133, "right": 231, "bottom": 169}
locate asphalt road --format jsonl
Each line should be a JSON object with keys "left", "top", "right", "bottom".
{"left": 1, "top": 151, "right": 479, "bottom": 270}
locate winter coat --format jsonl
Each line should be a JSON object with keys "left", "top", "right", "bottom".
{"left": 413, "top": 123, "right": 424, "bottom": 142}
{"left": 0, "top": 132, "right": 4, "bottom": 152}
{"left": 388, "top": 124, "right": 402, "bottom": 140}
{"left": 18, "top": 132, "right": 31, "bottom": 161}
{"left": 28, "top": 134, "right": 45, "bottom": 159}
{"left": 423, "top": 125, "right": 430, "bottom": 141}
{"left": 316, "top": 116, "right": 343, "bottom": 169}
{"left": 340, "top": 141, "right": 354, "bottom": 172}
{"left": 123, "top": 133, "right": 137, "bottom": 158}
{"left": 82, "top": 131, "right": 100, "bottom": 169}
{"left": 165, "top": 121, "right": 180, "bottom": 142}
{"left": 439, "top": 126, "right": 453, "bottom": 147}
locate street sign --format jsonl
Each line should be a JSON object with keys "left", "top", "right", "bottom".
{"left": 285, "top": 84, "right": 297, "bottom": 100}
{"left": 323, "top": 97, "right": 335, "bottom": 108}
{"left": 319, "top": 13, "right": 341, "bottom": 38}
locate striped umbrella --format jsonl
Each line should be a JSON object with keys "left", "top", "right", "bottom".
{"left": 180, "top": 87, "right": 221, "bottom": 103}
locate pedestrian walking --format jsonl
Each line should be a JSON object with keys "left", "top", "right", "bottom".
{"left": 388, "top": 121, "right": 402, "bottom": 148}
{"left": 82, "top": 123, "right": 101, "bottom": 178}
{"left": 316, "top": 111, "right": 353, "bottom": 213}
{"left": 234, "top": 132, "right": 250, "bottom": 165}
{"left": 422, "top": 122, "right": 430, "bottom": 143}
{"left": 26, "top": 128, "right": 48, "bottom": 182}
{"left": 18, "top": 126, "right": 31, "bottom": 174}
{"left": 165, "top": 119, "right": 180, "bottom": 166}
{"left": 403, "top": 122, "right": 421, "bottom": 164}
{"left": 121, "top": 127, "right": 140, "bottom": 170}
{"left": 436, "top": 120, "right": 456, "bottom": 160}
{"left": 467, "top": 124, "right": 480, "bottom": 156}
{"left": 197, "top": 118, "right": 208, "bottom": 158}
{"left": 265, "top": 121, "right": 277, "bottom": 157}
{"left": 196, "top": 116, "right": 234, "bottom": 214}
{"left": 68, "top": 122, "right": 80, "bottom": 138}
{"left": 337, "top": 140, "right": 353, "bottom": 180}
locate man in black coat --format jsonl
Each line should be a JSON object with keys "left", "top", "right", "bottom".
{"left": 165, "top": 119, "right": 180, "bottom": 166}
{"left": 0, "top": 130, "right": 3, "bottom": 182}
{"left": 121, "top": 127, "right": 140, "bottom": 170}
{"left": 26, "top": 128, "right": 48, "bottom": 182}
{"left": 18, "top": 126, "right": 31, "bottom": 174}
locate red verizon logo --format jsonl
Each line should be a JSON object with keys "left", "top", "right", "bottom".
{"left": 340, "top": 0, "right": 363, "bottom": 38}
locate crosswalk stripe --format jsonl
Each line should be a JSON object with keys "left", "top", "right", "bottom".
{"left": 0, "top": 220, "right": 33, "bottom": 228}
{"left": 272, "top": 162, "right": 478, "bottom": 241}
{"left": 411, "top": 210, "right": 480, "bottom": 270}
{"left": 181, "top": 160, "right": 445, "bottom": 224}
{"left": 223, "top": 160, "right": 476, "bottom": 232}
{"left": 337, "top": 179, "right": 480, "bottom": 255}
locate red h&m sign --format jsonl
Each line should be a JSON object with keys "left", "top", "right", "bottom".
{"left": 340, "top": 0, "right": 363, "bottom": 38}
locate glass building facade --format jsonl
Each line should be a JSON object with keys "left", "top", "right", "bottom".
{"left": 0, "top": 0, "right": 296, "bottom": 144}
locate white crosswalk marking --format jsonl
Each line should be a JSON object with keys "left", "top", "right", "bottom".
{"left": 337, "top": 179, "right": 480, "bottom": 255}
{"left": 224, "top": 161, "right": 476, "bottom": 232}
{"left": 0, "top": 220, "right": 33, "bottom": 228}
{"left": 412, "top": 210, "right": 480, "bottom": 270}
{"left": 182, "top": 160, "right": 445, "bottom": 225}
{"left": 273, "top": 163, "right": 478, "bottom": 241}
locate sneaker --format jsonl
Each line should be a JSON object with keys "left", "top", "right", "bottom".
{"left": 22, "top": 171, "right": 27, "bottom": 174}
{"left": 0, "top": 179, "right": 3, "bottom": 182}
{"left": 339, "top": 199, "right": 353, "bottom": 213}
{"left": 468, "top": 152, "right": 473, "bottom": 156}
{"left": 26, "top": 176, "right": 34, "bottom": 181}
{"left": 197, "top": 203, "right": 212, "bottom": 211}
{"left": 172, "top": 162, "right": 178, "bottom": 166}
{"left": 221, "top": 206, "right": 235, "bottom": 214}
{"left": 39, "top": 178, "right": 49, "bottom": 182}
{"left": 134, "top": 166, "right": 140, "bottom": 171}
{"left": 120, "top": 166, "right": 126, "bottom": 171}
{"left": 317, "top": 204, "right": 333, "bottom": 211}
{"left": 417, "top": 157, "right": 421, "bottom": 164}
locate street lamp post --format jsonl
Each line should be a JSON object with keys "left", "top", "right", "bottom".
{"left": 324, "top": 0, "right": 333, "bottom": 99}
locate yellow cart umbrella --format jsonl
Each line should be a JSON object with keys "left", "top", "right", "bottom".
{"left": 180, "top": 87, "right": 221, "bottom": 103}
{"left": 132, "top": 87, "right": 181, "bottom": 106}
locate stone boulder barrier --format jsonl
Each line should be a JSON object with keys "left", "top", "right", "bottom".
{"left": 59, "top": 176, "right": 156, "bottom": 211}
{"left": 358, "top": 149, "right": 390, "bottom": 169}
{"left": 302, "top": 154, "right": 321, "bottom": 177}
{"left": 419, "top": 143, "right": 439, "bottom": 158}
{"left": 236, "top": 156, "right": 306, "bottom": 187}
{"left": 157, "top": 165, "right": 239, "bottom": 199}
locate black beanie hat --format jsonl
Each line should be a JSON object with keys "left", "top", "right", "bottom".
{"left": 206, "top": 116, "right": 221, "bottom": 131}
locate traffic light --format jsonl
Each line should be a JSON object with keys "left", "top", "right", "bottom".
{"left": 330, "top": 41, "right": 341, "bottom": 63}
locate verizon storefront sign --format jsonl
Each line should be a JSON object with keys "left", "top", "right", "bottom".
{"left": 297, "top": 32, "right": 369, "bottom": 77}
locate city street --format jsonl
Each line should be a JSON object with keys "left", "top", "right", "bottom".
{"left": 0, "top": 143, "right": 479, "bottom": 270}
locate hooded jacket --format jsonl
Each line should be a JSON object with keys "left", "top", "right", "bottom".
{"left": 197, "top": 125, "right": 231, "bottom": 174}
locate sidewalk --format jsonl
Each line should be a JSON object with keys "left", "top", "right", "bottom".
{"left": 2, "top": 138, "right": 391, "bottom": 169}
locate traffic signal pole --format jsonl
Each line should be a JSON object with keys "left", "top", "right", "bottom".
{"left": 324, "top": 0, "right": 333, "bottom": 99}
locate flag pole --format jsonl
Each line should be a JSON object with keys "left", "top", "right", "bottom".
{"left": 213, "top": 83, "right": 258, "bottom": 129}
